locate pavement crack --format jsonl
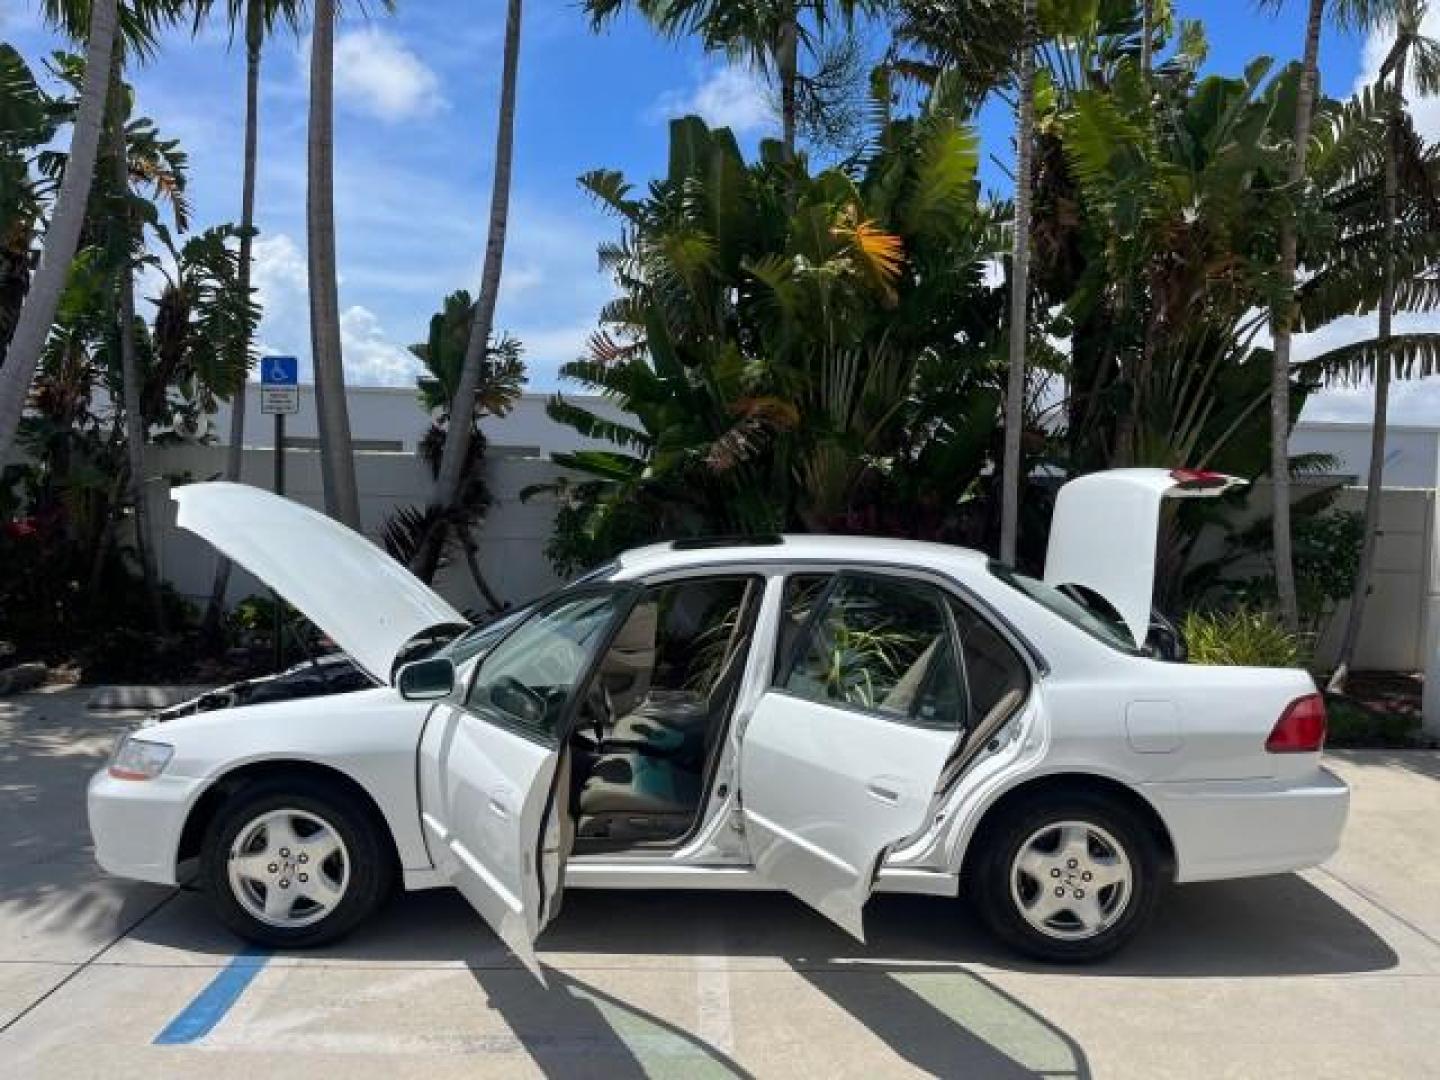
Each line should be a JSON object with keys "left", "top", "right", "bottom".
{"left": 0, "top": 886, "right": 180, "bottom": 1038}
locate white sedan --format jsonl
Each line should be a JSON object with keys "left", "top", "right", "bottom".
{"left": 88, "top": 469, "right": 1349, "bottom": 966}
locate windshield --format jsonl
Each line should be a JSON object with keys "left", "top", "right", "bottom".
{"left": 421, "top": 559, "right": 622, "bottom": 668}
{"left": 989, "top": 562, "right": 1143, "bottom": 655}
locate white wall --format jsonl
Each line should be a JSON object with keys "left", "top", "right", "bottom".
{"left": 149, "top": 443, "right": 573, "bottom": 616}
{"left": 1291, "top": 420, "right": 1440, "bottom": 488}
{"left": 208, "top": 386, "right": 629, "bottom": 457}
{"left": 1310, "top": 487, "right": 1435, "bottom": 673}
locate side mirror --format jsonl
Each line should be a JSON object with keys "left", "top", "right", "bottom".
{"left": 397, "top": 657, "right": 456, "bottom": 701}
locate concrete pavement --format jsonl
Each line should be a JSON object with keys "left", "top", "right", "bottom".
{"left": 2, "top": 688, "right": 1438, "bottom": 1078}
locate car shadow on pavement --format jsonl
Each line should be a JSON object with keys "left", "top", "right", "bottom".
{"left": 120, "top": 870, "right": 1394, "bottom": 1078}
{"left": 466, "top": 967, "right": 759, "bottom": 1079}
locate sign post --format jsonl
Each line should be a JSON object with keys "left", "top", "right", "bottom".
{"left": 260, "top": 357, "right": 299, "bottom": 669}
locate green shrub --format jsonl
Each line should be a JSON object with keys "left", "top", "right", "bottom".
{"left": 1324, "top": 695, "right": 1422, "bottom": 747}
{"left": 1181, "top": 608, "right": 1307, "bottom": 668}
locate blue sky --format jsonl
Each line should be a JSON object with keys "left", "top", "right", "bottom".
{"left": 3, "top": 1, "right": 1435, "bottom": 421}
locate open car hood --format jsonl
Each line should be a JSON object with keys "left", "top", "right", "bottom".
{"left": 173, "top": 483, "right": 466, "bottom": 684}
{"left": 1043, "top": 468, "right": 1246, "bottom": 649}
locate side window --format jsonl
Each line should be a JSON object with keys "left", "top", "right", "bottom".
{"left": 466, "top": 592, "right": 626, "bottom": 744}
{"left": 783, "top": 575, "right": 964, "bottom": 730}
{"left": 949, "top": 598, "right": 1029, "bottom": 729}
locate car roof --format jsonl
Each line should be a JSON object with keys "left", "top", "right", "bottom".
{"left": 613, "top": 534, "right": 991, "bottom": 578}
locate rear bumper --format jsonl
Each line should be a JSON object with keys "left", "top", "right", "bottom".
{"left": 87, "top": 767, "right": 203, "bottom": 886}
{"left": 1143, "top": 765, "right": 1349, "bottom": 883}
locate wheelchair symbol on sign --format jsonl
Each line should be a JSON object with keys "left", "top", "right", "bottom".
{"left": 263, "top": 358, "right": 296, "bottom": 385}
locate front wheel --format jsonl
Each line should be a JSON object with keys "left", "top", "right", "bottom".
{"left": 969, "top": 791, "right": 1161, "bottom": 963}
{"left": 201, "top": 779, "right": 393, "bottom": 949}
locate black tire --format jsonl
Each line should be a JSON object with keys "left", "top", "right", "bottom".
{"left": 200, "top": 777, "right": 394, "bottom": 949}
{"left": 969, "top": 790, "right": 1161, "bottom": 963}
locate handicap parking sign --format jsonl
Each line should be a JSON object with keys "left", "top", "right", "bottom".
{"left": 260, "top": 356, "right": 299, "bottom": 415}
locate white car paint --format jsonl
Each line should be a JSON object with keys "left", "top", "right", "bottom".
{"left": 89, "top": 476, "right": 1350, "bottom": 960}
{"left": 1044, "top": 468, "right": 1246, "bottom": 648}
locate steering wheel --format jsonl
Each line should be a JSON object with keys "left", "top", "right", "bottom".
{"left": 490, "top": 675, "right": 547, "bottom": 727}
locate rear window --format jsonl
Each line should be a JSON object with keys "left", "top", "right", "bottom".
{"left": 988, "top": 563, "right": 1142, "bottom": 655}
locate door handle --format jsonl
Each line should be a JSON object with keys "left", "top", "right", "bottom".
{"left": 867, "top": 782, "right": 901, "bottom": 805}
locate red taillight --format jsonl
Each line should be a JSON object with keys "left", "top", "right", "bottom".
{"left": 1169, "top": 468, "right": 1228, "bottom": 491}
{"left": 1266, "top": 693, "right": 1327, "bottom": 753}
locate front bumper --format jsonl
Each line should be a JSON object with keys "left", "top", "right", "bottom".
{"left": 87, "top": 767, "right": 206, "bottom": 886}
{"left": 1143, "top": 765, "right": 1350, "bottom": 883}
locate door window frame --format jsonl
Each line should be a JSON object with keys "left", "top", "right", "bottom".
{"left": 772, "top": 570, "right": 976, "bottom": 732}
{"left": 459, "top": 583, "right": 644, "bottom": 747}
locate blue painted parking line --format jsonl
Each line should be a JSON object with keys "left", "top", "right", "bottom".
{"left": 153, "top": 947, "right": 273, "bottom": 1045}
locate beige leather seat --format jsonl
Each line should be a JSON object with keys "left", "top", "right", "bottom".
{"left": 602, "top": 638, "right": 749, "bottom": 756}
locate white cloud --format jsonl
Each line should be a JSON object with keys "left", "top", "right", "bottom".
{"left": 329, "top": 28, "right": 446, "bottom": 123}
{"left": 650, "top": 65, "right": 774, "bottom": 134}
{"left": 1354, "top": 8, "right": 1440, "bottom": 142}
{"left": 340, "top": 305, "right": 423, "bottom": 386}
{"left": 249, "top": 233, "right": 420, "bottom": 387}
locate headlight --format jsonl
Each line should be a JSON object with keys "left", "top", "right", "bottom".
{"left": 109, "top": 736, "right": 174, "bottom": 780}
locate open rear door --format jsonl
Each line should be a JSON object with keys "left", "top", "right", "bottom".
{"left": 417, "top": 587, "right": 637, "bottom": 977}
{"left": 1044, "top": 468, "right": 1245, "bottom": 649}
{"left": 738, "top": 572, "right": 967, "bottom": 941}
{"left": 739, "top": 692, "right": 958, "bottom": 940}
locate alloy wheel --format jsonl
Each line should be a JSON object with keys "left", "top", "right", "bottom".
{"left": 227, "top": 808, "right": 351, "bottom": 929}
{"left": 1009, "top": 819, "right": 1132, "bottom": 940}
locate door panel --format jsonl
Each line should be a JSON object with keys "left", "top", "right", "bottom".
{"left": 416, "top": 588, "right": 636, "bottom": 977}
{"left": 418, "top": 703, "right": 560, "bottom": 976}
{"left": 739, "top": 691, "right": 957, "bottom": 940}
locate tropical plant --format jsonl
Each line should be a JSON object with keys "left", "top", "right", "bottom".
{"left": 0, "top": 45, "right": 66, "bottom": 353}
{"left": 0, "top": 0, "right": 122, "bottom": 467}
{"left": 1001, "top": 0, "right": 1037, "bottom": 564}
{"left": 1181, "top": 606, "right": 1307, "bottom": 667}
{"left": 1329, "top": 0, "right": 1440, "bottom": 689}
{"left": 583, "top": 0, "right": 882, "bottom": 159}
{"left": 529, "top": 113, "right": 1013, "bottom": 573}
{"left": 1260, "top": 0, "right": 1406, "bottom": 632}
{"left": 194, "top": 0, "right": 304, "bottom": 634}
{"left": 1, "top": 60, "right": 249, "bottom": 663}
{"left": 416, "top": 0, "right": 522, "bottom": 585}
{"left": 385, "top": 290, "right": 525, "bottom": 613}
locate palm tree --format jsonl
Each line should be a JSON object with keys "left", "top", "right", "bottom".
{"left": 1000, "top": 0, "right": 1036, "bottom": 565}
{"left": 1330, "top": 0, "right": 1440, "bottom": 689}
{"left": 0, "top": 0, "right": 120, "bottom": 467}
{"left": 1263, "top": 0, "right": 1403, "bottom": 631}
{"left": 413, "top": 0, "right": 522, "bottom": 584}
{"left": 582, "top": 0, "right": 877, "bottom": 160}
{"left": 197, "top": 0, "right": 303, "bottom": 633}
{"left": 1, "top": 46, "right": 62, "bottom": 354}
{"left": 387, "top": 290, "right": 525, "bottom": 607}
{"left": 106, "top": 47, "right": 167, "bottom": 631}
{"left": 307, "top": 0, "right": 361, "bottom": 529}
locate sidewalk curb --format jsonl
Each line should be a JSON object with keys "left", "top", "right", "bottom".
{"left": 86, "top": 685, "right": 210, "bottom": 711}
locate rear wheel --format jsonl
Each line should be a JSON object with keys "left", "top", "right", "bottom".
{"left": 970, "top": 791, "right": 1161, "bottom": 962}
{"left": 201, "top": 779, "right": 392, "bottom": 949}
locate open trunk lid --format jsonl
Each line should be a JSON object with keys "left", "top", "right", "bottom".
{"left": 1043, "top": 468, "right": 1245, "bottom": 650}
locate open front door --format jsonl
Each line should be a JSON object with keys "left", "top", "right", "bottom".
{"left": 739, "top": 573, "right": 967, "bottom": 941}
{"left": 1044, "top": 468, "right": 1245, "bottom": 649}
{"left": 417, "top": 588, "right": 637, "bottom": 976}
